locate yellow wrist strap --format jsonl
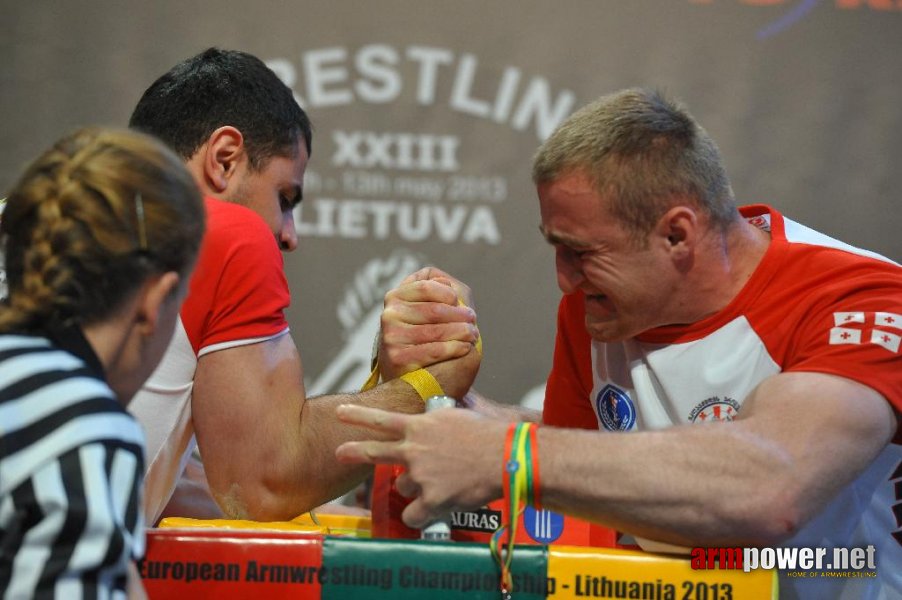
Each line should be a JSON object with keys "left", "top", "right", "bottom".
{"left": 400, "top": 369, "right": 445, "bottom": 401}
{"left": 361, "top": 362, "right": 380, "bottom": 392}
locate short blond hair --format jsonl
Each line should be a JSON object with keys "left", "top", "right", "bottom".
{"left": 533, "top": 88, "right": 738, "bottom": 240}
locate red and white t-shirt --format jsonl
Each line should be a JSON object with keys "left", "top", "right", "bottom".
{"left": 129, "top": 197, "right": 291, "bottom": 524}
{"left": 543, "top": 205, "right": 902, "bottom": 598}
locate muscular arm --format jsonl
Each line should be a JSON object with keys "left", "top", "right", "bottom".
{"left": 192, "top": 330, "right": 480, "bottom": 521}
{"left": 337, "top": 371, "right": 897, "bottom": 546}
{"left": 539, "top": 372, "right": 896, "bottom": 545}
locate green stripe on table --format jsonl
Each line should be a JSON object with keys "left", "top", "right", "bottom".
{"left": 322, "top": 537, "right": 549, "bottom": 599}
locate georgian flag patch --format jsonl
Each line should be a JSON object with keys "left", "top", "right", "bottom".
{"left": 830, "top": 312, "right": 901, "bottom": 353}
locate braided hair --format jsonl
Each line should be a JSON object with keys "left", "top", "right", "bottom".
{"left": 0, "top": 127, "right": 204, "bottom": 331}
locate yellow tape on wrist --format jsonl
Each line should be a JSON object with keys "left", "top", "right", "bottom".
{"left": 400, "top": 368, "right": 445, "bottom": 401}
{"left": 362, "top": 362, "right": 380, "bottom": 392}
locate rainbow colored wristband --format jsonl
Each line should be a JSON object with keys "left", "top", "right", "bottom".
{"left": 490, "top": 421, "right": 541, "bottom": 596}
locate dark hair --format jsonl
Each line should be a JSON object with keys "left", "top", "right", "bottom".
{"left": 533, "top": 88, "right": 738, "bottom": 240}
{"left": 129, "top": 48, "right": 312, "bottom": 170}
{"left": 0, "top": 127, "right": 205, "bottom": 331}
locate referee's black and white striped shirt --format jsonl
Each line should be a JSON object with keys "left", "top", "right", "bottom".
{"left": 0, "top": 329, "right": 145, "bottom": 599}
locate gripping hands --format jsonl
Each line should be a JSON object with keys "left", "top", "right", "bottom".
{"left": 377, "top": 267, "right": 482, "bottom": 399}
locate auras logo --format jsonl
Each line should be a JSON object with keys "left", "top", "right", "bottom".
{"left": 690, "top": 0, "right": 902, "bottom": 39}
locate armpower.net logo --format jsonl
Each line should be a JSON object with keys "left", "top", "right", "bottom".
{"left": 691, "top": 545, "right": 877, "bottom": 578}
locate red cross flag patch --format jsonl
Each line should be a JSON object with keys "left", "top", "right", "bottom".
{"left": 830, "top": 311, "right": 901, "bottom": 353}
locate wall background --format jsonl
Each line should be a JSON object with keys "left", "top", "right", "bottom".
{"left": 3, "top": 0, "right": 900, "bottom": 406}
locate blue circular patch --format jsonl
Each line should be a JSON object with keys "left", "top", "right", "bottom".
{"left": 523, "top": 506, "right": 565, "bottom": 544}
{"left": 596, "top": 384, "right": 636, "bottom": 431}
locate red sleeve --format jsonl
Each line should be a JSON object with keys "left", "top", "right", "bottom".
{"left": 779, "top": 256, "right": 902, "bottom": 440}
{"left": 180, "top": 198, "right": 290, "bottom": 355}
{"left": 542, "top": 291, "right": 598, "bottom": 429}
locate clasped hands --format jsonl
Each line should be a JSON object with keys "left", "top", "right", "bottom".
{"left": 336, "top": 267, "right": 504, "bottom": 527}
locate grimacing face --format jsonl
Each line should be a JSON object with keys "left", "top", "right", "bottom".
{"left": 538, "top": 171, "right": 681, "bottom": 342}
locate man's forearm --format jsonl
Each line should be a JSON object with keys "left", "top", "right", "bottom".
{"left": 537, "top": 373, "right": 897, "bottom": 547}
{"left": 224, "top": 378, "right": 432, "bottom": 520}
{"left": 198, "top": 328, "right": 480, "bottom": 521}
{"left": 293, "top": 380, "right": 431, "bottom": 513}
{"left": 538, "top": 424, "right": 800, "bottom": 547}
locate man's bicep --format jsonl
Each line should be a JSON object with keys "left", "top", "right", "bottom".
{"left": 738, "top": 371, "right": 896, "bottom": 509}
{"left": 191, "top": 334, "right": 306, "bottom": 509}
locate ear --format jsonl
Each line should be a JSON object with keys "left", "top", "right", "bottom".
{"left": 655, "top": 205, "right": 698, "bottom": 260}
{"left": 134, "top": 272, "right": 181, "bottom": 334}
{"left": 195, "top": 126, "right": 246, "bottom": 195}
